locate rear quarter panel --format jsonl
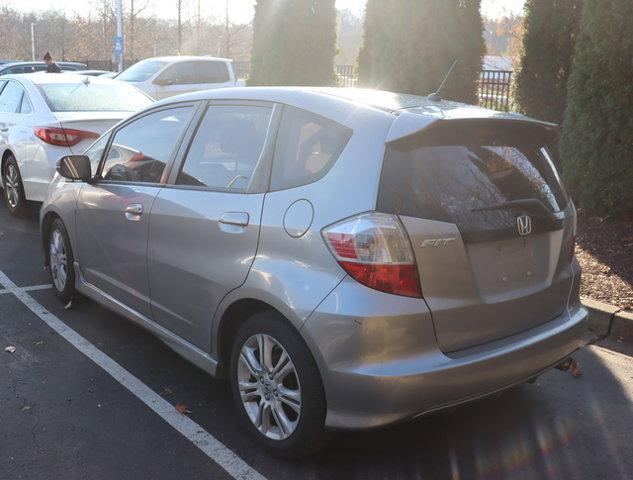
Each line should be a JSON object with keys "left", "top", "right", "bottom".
{"left": 212, "top": 101, "right": 395, "bottom": 349}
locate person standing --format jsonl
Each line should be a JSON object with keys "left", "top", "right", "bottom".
{"left": 43, "top": 52, "right": 61, "bottom": 73}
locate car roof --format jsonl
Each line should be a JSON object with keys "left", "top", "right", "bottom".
{"left": 0, "top": 61, "right": 85, "bottom": 69}
{"left": 5, "top": 72, "right": 139, "bottom": 86}
{"left": 138, "top": 56, "right": 232, "bottom": 63}
{"left": 151, "top": 86, "right": 557, "bottom": 143}
{"left": 153, "top": 86, "right": 524, "bottom": 119}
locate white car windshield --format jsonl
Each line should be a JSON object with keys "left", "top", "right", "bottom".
{"left": 116, "top": 60, "right": 168, "bottom": 82}
{"left": 37, "top": 82, "right": 153, "bottom": 112}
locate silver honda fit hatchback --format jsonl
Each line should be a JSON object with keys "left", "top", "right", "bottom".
{"left": 40, "top": 87, "right": 588, "bottom": 457}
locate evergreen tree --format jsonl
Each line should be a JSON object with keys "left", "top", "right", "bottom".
{"left": 514, "top": 0, "right": 583, "bottom": 124}
{"left": 561, "top": 0, "right": 633, "bottom": 215}
{"left": 358, "top": 0, "right": 485, "bottom": 104}
{"left": 249, "top": 0, "right": 337, "bottom": 86}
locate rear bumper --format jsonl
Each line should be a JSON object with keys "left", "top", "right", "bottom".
{"left": 302, "top": 275, "right": 588, "bottom": 430}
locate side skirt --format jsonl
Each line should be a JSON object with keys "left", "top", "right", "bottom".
{"left": 73, "top": 262, "right": 219, "bottom": 377}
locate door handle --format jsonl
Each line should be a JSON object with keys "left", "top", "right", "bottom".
{"left": 125, "top": 203, "right": 143, "bottom": 221}
{"left": 219, "top": 212, "right": 249, "bottom": 227}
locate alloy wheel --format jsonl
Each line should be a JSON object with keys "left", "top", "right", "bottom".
{"left": 4, "top": 163, "right": 20, "bottom": 209}
{"left": 49, "top": 229, "right": 68, "bottom": 292}
{"left": 237, "top": 333, "right": 302, "bottom": 440}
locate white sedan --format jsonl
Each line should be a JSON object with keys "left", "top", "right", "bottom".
{"left": 0, "top": 73, "right": 153, "bottom": 215}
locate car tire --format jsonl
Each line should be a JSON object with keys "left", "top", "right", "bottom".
{"left": 48, "top": 218, "right": 76, "bottom": 304}
{"left": 229, "top": 310, "right": 329, "bottom": 458}
{"left": 3, "top": 155, "right": 27, "bottom": 216}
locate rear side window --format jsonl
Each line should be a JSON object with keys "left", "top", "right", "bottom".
{"left": 177, "top": 105, "right": 272, "bottom": 192}
{"left": 377, "top": 123, "right": 569, "bottom": 241}
{"left": 270, "top": 106, "right": 352, "bottom": 191}
{"left": 196, "top": 61, "right": 230, "bottom": 83}
{"left": 19, "top": 94, "right": 32, "bottom": 114}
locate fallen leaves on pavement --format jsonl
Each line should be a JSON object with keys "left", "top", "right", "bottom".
{"left": 4, "top": 346, "right": 16, "bottom": 353}
{"left": 175, "top": 404, "right": 191, "bottom": 415}
{"left": 570, "top": 360, "right": 582, "bottom": 377}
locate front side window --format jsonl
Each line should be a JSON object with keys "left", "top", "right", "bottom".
{"left": 270, "top": 106, "right": 352, "bottom": 191}
{"left": 0, "top": 81, "right": 24, "bottom": 113}
{"left": 84, "top": 135, "right": 111, "bottom": 173}
{"left": 177, "top": 105, "right": 273, "bottom": 191}
{"left": 156, "top": 62, "right": 198, "bottom": 85}
{"left": 100, "top": 106, "right": 194, "bottom": 184}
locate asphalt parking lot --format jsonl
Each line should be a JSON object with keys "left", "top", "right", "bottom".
{"left": 1, "top": 201, "right": 633, "bottom": 480}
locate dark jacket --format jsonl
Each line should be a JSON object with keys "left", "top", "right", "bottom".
{"left": 46, "top": 62, "right": 61, "bottom": 73}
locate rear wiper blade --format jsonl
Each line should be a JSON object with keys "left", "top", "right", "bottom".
{"left": 471, "top": 198, "right": 556, "bottom": 218}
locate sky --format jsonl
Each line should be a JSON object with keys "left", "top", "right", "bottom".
{"left": 3, "top": 0, "right": 527, "bottom": 23}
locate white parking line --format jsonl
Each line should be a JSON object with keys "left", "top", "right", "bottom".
{"left": 0, "top": 271, "right": 267, "bottom": 480}
{"left": 0, "top": 283, "right": 52, "bottom": 295}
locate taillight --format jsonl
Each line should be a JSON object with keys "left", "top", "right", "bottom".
{"left": 34, "top": 127, "right": 98, "bottom": 147}
{"left": 322, "top": 212, "right": 422, "bottom": 298}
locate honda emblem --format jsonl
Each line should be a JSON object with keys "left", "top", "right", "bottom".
{"left": 516, "top": 215, "right": 532, "bottom": 236}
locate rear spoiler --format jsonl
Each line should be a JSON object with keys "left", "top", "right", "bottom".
{"left": 385, "top": 109, "right": 560, "bottom": 144}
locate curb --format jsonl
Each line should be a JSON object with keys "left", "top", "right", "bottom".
{"left": 582, "top": 296, "right": 633, "bottom": 344}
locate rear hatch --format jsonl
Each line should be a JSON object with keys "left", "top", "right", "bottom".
{"left": 377, "top": 119, "right": 576, "bottom": 352}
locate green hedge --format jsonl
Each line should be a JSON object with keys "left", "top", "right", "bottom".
{"left": 358, "top": 0, "right": 485, "bottom": 104}
{"left": 249, "top": 0, "right": 337, "bottom": 86}
{"left": 514, "top": 0, "right": 583, "bottom": 124}
{"left": 561, "top": 0, "right": 633, "bottom": 215}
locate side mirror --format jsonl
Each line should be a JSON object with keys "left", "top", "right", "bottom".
{"left": 57, "top": 155, "right": 91, "bottom": 181}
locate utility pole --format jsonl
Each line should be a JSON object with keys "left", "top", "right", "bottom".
{"left": 115, "top": 0, "right": 123, "bottom": 72}
{"left": 224, "top": 0, "right": 230, "bottom": 58}
{"left": 30, "top": 23, "right": 35, "bottom": 61}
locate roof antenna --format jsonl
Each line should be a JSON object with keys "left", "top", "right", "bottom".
{"left": 427, "top": 59, "right": 458, "bottom": 103}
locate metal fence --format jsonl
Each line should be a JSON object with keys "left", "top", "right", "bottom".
{"left": 79, "top": 59, "right": 513, "bottom": 111}
{"left": 479, "top": 70, "right": 513, "bottom": 111}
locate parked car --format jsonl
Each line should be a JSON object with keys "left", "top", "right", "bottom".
{"left": 114, "top": 56, "right": 244, "bottom": 100}
{"left": 0, "top": 74, "right": 153, "bottom": 215}
{"left": 0, "top": 61, "right": 87, "bottom": 76}
{"left": 40, "top": 87, "right": 588, "bottom": 457}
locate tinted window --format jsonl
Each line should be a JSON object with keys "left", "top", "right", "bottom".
{"left": 270, "top": 106, "right": 352, "bottom": 191}
{"left": 84, "top": 135, "right": 111, "bottom": 173}
{"left": 178, "top": 105, "right": 272, "bottom": 191}
{"left": 101, "top": 107, "right": 193, "bottom": 184}
{"left": 0, "top": 81, "right": 24, "bottom": 113}
{"left": 377, "top": 123, "right": 569, "bottom": 242}
{"left": 117, "top": 60, "right": 168, "bottom": 82}
{"left": 37, "top": 82, "right": 152, "bottom": 112}
{"left": 196, "top": 61, "right": 230, "bottom": 83}
{"left": 157, "top": 62, "right": 198, "bottom": 85}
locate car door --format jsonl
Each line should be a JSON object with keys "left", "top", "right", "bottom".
{"left": 75, "top": 103, "right": 197, "bottom": 318}
{"left": 147, "top": 101, "right": 279, "bottom": 349}
{"left": 152, "top": 61, "right": 201, "bottom": 100}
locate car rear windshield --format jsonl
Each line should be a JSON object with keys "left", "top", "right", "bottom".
{"left": 116, "top": 60, "right": 168, "bottom": 82}
{"left": 377, "top": 122, "right": 569, "bottom": 242}
{"left": 38, "top": 83, "right": 152, "bottom": 112}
